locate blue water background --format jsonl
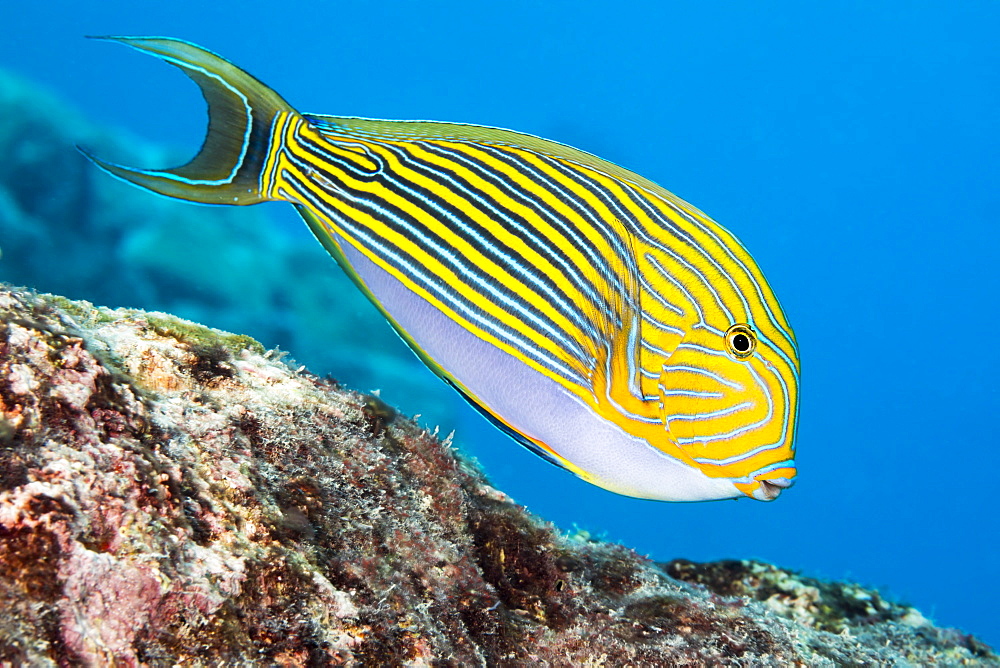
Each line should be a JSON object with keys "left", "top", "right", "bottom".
{"left": 5, "top": 1, "right": 998, "bottom": 646}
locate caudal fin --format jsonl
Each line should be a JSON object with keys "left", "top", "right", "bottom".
{"left": 79, "top": 36, "right": 295, "bottom": 205}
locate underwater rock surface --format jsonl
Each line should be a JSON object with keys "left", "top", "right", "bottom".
{"left": 0, "top": 285, "right": 994, "bottom": 666}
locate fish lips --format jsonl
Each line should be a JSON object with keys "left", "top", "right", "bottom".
{"left": 753, "top": 475, "right": 794, "bottom": 501}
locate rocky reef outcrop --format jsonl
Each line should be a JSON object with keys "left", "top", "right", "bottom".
{"left": 0, "top": 285, "right": 994, "bottom": 666}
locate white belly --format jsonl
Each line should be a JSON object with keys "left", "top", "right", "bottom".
{"left": 337, "top": 234, "right": 742, "bottom": 502}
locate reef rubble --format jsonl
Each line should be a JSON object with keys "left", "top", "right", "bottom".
{"left": 0, "top": 285, "right": 994, "bottom": 666}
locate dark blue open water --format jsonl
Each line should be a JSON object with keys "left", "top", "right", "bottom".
{"left": 4, "top": 1, "right": 998, "bottom": 648}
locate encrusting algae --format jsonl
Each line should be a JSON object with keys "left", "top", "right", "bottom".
{"left": 0, "top": 284, "right": 994, "bottom": 666}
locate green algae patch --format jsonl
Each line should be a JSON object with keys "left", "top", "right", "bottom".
{"left": 143, "top": 313, "right": 265, "bottom": 355}
{"left": 37, "top": 294, "right": 104, "bottom": 322}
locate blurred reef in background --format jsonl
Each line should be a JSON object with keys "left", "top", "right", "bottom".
{"left": 0, "top": 285, "right": 994, "bottom": 665}
{"left": 0, "top": 67, "right": 452, "bottom": 425}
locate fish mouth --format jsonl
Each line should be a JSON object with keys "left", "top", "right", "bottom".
{"left": 755, "top": 477, "right": 793, "bottom": 501}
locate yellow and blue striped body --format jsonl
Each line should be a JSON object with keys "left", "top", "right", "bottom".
{"left": 83, "top": 37, "right": 799, "bottom": 502}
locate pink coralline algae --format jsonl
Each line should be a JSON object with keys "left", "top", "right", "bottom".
{"left": 0, "top": 285, "right": 995, "bottom": 666}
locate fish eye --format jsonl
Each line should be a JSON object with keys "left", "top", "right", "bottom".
{"left": 725, "top": 324, "right": 757, "bottom": 359}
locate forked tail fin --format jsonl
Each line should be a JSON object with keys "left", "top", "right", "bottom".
{"left": 79, "top": 36, "right": 295, "bottom": 205}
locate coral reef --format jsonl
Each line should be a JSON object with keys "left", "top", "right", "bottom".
{"left": 0, "top": 284, "right": 994, "bottom": 666}
{"left": 0, "top": 67, "right": 451, "bottom": 420}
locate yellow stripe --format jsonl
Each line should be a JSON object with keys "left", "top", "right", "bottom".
{"left": 272, "top": 138, "right": 596, "bottom": 391}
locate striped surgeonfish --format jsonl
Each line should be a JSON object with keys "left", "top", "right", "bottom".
{"left": 82, "top": 37, "right": 799, "bottom": 502}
